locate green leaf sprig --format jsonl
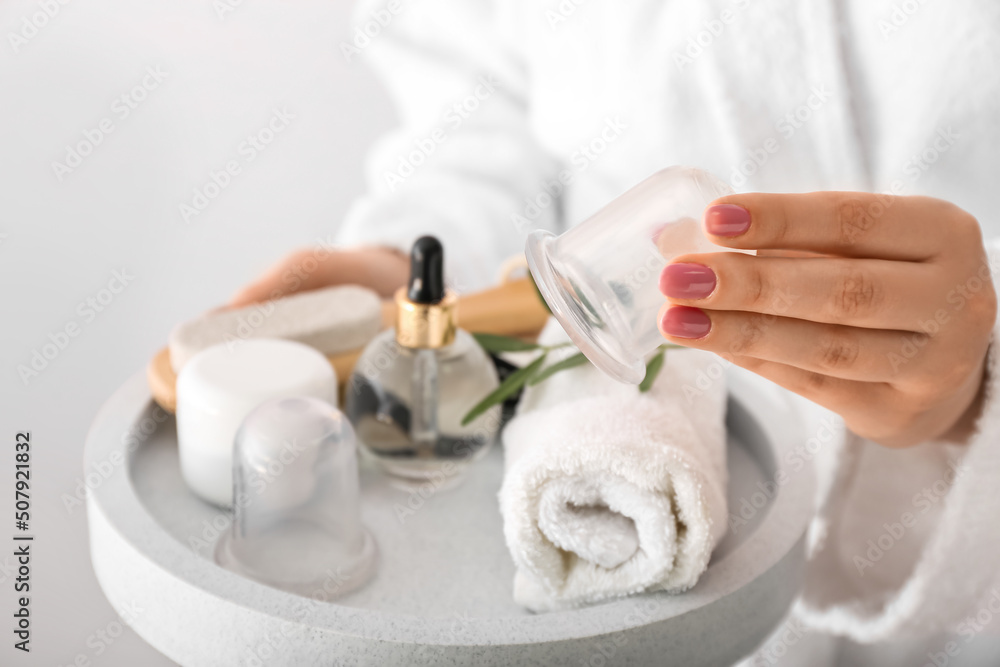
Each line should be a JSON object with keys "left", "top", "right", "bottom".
{"left": 639, "top": 348, "right": 666, "bottom": 393}
{"left": 528, "top": 351, "right": 588, "bottom": 385}
{"left": 460, "top": 334, "right": 570, "bottom": 425}
{"left": 461, "top": 333, "right": 682, "bottom": 425}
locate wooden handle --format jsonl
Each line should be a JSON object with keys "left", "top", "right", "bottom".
{"left": 147, "top": 277, "right": 550, "bottom": 414}
{"left": 458, "top": 277, "right": 550, "bottom": 336}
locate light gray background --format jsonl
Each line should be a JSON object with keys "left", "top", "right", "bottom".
{"left": 4, "top": 3, "right": 1000, "bottom": 667}
{"left": 0, "top": 1, "right": 393, "bottom": 663}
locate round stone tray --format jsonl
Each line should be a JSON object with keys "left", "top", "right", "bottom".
{"left": 86, "top": 367, "right": 813, "bottom": 666}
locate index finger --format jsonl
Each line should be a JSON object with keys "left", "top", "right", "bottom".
{"left": 704, "top": 192, "right": 949, "bottom": 261}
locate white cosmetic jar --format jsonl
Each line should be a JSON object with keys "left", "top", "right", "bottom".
{"left": 176, "top": 338, "right": 337, "bottom": 506}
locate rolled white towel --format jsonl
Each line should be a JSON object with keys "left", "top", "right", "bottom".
{"left": 169, "top": 285, "right": 383, "bottom": 373}
{"left": 499, "top": 319, "right": 728, "bottom": 611}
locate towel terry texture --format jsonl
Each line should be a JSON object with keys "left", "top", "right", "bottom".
{"left": 499, "top": 319, "right": 728, "bottom": 611}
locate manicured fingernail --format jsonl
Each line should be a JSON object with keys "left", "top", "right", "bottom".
{"left": 660, "top": 263, "right": 717, "bottom": 299}
{"left": 661, "top": 306, "right": 711, "bottom": 339}
{"left": 705, "top": 204, "right": 751, "bottom": 237}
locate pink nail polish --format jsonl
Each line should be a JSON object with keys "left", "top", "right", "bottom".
{"left": 705, "top": 204, "right": 751, "bottom": 237}
{"left": 660, "top": 263, "right": 717, "bottom": 299}
{"left": 661, "top": 306, "right": 711, "bottom": 339}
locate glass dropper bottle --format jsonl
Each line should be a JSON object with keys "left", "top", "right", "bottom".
{"left": 345, "top": 236, "right": 501, "bottom": 488}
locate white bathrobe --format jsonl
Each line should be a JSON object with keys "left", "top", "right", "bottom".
{"left": 336, "top": 0, "right": 1000, "bottom": 664}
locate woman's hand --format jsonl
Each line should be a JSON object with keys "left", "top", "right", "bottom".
{"left": 658, "top": 193, "right": 997, "bottom": 448}
{"left": 229, "top": 246, "right": 409, "bottom": 307}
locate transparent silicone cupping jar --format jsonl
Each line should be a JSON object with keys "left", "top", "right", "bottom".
{"left": 527, "top": 166, "right": 744, "bottom": 384}
{"left": 215, "top": 396, "right": 377, "bottom": 599}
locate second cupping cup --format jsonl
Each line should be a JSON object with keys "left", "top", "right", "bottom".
{"left": 526, "top": 166, "right": 751, "bottom": 384}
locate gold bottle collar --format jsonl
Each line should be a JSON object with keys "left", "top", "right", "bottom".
{"left": 394, "top": 287, "right": 457, "bottom": 349}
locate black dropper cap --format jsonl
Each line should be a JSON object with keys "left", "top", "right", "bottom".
{"left": 407, "top": 236, "right": 445, "bottom": 304}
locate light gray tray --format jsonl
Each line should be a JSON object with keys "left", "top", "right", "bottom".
{"left": 86, "top": 367, "right": 814, "bottom": 666}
